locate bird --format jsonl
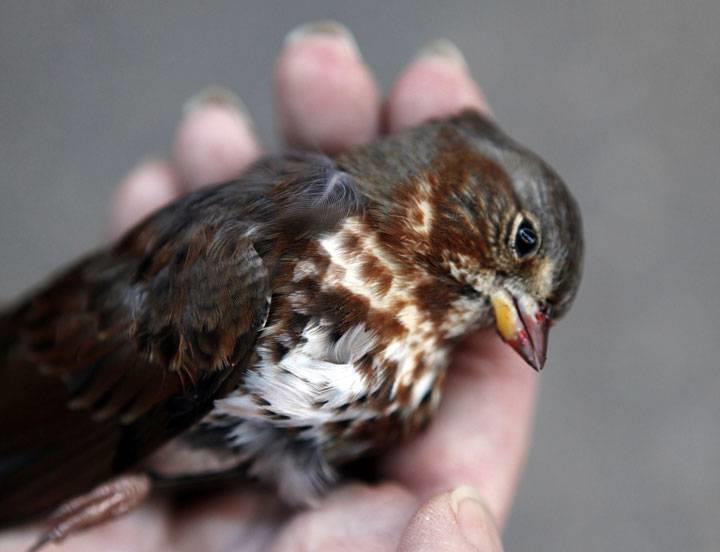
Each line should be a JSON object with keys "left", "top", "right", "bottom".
{"left": 0, "top": 110, "right": 583, "bottom": 549}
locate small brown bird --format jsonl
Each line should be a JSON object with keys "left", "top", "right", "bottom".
{"left": 0, "top": 110, "right": 582, "bottom": 548}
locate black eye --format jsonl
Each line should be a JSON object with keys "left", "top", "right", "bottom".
{"left": 459, "top": 284, "right": 480, "bottom": 298}
{"left": 513, "top": 219, "right": 540, "bottom": 258}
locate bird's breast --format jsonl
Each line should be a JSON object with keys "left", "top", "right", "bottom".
{"left": 214, "top": 218, "right": 451, "bottom": 448}
{"left": 148, "top": 218, "right": 459, "bottom": 495}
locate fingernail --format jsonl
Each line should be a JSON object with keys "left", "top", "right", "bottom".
{"left": 450, "top": 486, "right": 502, "bottom": 551}
{"left": 284, "top": 20, "right": 360, "bottom": 58}
{"left": 182, "top": 85, "right": 251, "bottom": 122}
{"left": 415, "top": 39, "right": 468, "bottom": 69}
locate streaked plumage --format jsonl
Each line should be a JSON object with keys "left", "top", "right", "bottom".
{"left": 0, "top": 111, "right": 583, "bottom": 542}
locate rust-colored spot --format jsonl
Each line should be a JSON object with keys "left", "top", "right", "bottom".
{"left": 341, "top": 231, "right": 361, "bottom": 252}
{"left": 413, "top": 279, "right": 455, "bottom": 325}
{"left": 310, "top": 287, "right": 371, "bottom": 336}
{"left": 410, "top": 205, "right": 426, "bottom": 229}
{"left": 366, "top": 308, "right": 407, "bottom": 342}
{"left": 394, "top": 380, "right": 412, "bottom": 408}
{"left": 359, "top": 255, "right": 394, "bottom": 297}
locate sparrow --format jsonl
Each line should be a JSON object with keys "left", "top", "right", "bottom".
{"left": 0, "top": 110, "right": 583, "bottom": 549}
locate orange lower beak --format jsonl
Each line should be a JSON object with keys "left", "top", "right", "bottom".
{"left": 491, "top": 290, "right": 550, "bottom": 371}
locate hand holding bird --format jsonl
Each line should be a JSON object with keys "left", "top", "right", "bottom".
{"left": 0, "top": 22, "right": 582, "bottom": 552}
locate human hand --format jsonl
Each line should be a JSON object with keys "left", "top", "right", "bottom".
{"left": 3, "top": 21, "right": 536, "bottom": 552}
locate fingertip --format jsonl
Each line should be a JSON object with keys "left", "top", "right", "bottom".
{"left": 275, "top": 20, "right": 380, "bottom": 153}
{"left": 386, "top": 39, "right": 491, "bottom": 133}
{"left": 110, "top": 159, "right": 180, "bottom": 240}
{"left": 173, "top": 86, "right": 262, "bottom": 191}
{"left": 399, "top": 487, "right": 503, "bottom": 552}
{"left": 449, "top": 486, "right": 504, "bottom": 552}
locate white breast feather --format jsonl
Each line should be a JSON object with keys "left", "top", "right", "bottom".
{"left": 218, "top": 322, "right": 376, "bottom": 426}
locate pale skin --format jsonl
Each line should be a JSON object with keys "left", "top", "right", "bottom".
{"left": 3, "top": 22, "right": 537, "bottom": 552}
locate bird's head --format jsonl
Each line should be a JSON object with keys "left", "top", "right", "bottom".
{"left": 342, "top": 110, "right": 583, "bottom": 370}
{"left": 434, "top": 111, "right": 584, "bottom": 370}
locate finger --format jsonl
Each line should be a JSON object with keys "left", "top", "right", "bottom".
{"left": 275, "top": 21, "right": 381, "bottom": 153}
{"left": 382, "top": 330, "right": 538, "bottom": 527}
{"left": 1, "top": 502, "right": 170, "bottom": 552}
{"left": 173, "top": 87, "right": 262, "bottom": 192}
{"left": 168, "top": 490, "right": 285, "bottom": 552}
{"left": 269, "top": 483, "right": 418, "bottom": 552}
{"left": 109, "top": 159, "right": 181, "bottom": 240}
{"left": 385, "top": 40, "right": 490, "bottom": 133}
{"left": 399, "top": 487, "right": 503, "bottom": 552}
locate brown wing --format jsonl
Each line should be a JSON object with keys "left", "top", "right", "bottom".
{"left": 0, "top": 214, "right": 270, "bottom": 523}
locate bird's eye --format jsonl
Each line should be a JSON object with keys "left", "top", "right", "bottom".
{"left": 512, "top": 218, "right": 541, "bottom": 258}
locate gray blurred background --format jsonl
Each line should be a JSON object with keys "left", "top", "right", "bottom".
{"left": 1, "top": 1, "right": 718, "bottom": 550}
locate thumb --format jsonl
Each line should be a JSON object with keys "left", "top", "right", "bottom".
{"left": 398, "top": 486, "right": 503, "bottom": 552}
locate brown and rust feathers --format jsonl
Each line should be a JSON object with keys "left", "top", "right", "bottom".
{"left": 0, "top": 110, "right": 583, "bottom": 525}
{"left": 0, "top": 213, "right": 270, "bottom": 521}
{"left": 0, "top": 151, "right": 360, "bottom": 521}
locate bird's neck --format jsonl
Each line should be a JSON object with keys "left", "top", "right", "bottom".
{"left": 317, "top": 212, "right": 486, "bottom": 346}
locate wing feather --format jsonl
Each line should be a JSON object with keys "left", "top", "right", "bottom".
{"left": 0, "top": 150, "right": 362, "bottom": 523}
{"left": 0, "top": 214, "right": 270, "bottom": 522}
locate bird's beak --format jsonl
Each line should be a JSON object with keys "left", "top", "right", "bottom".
{"left": 490, "top": 290, "right": 550, "bottom": 371}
